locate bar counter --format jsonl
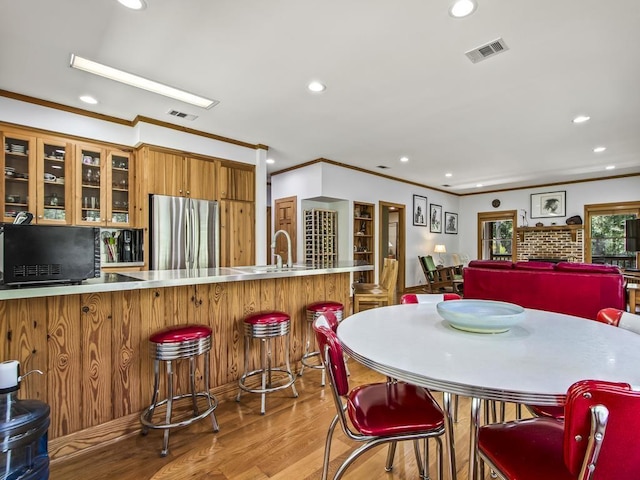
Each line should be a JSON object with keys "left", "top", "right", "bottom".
{"left": 0, "top": 262, "right": 370, "bottom": 460}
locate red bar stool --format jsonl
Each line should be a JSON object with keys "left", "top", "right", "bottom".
{"left": 236, "top": 311, "right": 298, "bottom": 414}
{"left": 300, "top": 301, "right": 344, "bottom": 386}
{"left": 140, "top": 324, "right": 219, "bottom": 457}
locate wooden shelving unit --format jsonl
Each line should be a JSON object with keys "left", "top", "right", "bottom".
{"left": 304, "top": 208, "right": 338, "bottom": 267}
{"left": 353, "top": 201, "right": 375, "bottom": 283}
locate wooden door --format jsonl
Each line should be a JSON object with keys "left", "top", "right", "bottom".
{"left": 274, "top": 196, "right": 297, "bottom": 264}
{"left": 186, "top": 156, "right": 217, "bottom": 200}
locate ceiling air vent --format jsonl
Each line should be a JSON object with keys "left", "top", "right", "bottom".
{"left": 376, "top": 165, "right": 390, "bottom": 169}
{"left": 465, "top": 38, "right": 509, "bottom": 64}
{"left": 167, "top": 109, "right": 198, "bottom": 121}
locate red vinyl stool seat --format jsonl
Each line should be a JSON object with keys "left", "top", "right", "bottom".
{"left": 236, "top": 311, "right": 298, "bottom": 414}
{"left": 300, "top": 301, "right": 344, "bottom": 386}
{"left": 140, "top": 324, "right": 219, "bottom": 457}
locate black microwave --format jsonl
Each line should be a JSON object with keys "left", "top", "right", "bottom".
{"left": 0, "top": 224, "right": 100, "bottom": 286}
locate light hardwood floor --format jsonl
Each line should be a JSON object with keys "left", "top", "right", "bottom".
{"left": 51, "top": 360, "right": 521, "bottom": 479}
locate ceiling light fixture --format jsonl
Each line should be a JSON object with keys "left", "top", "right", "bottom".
{"left": 117, "top": 0, "right": 147, "bottom": 10}
{"left": 572, "top": 115, "right": 591, "bottom": 124}
{"left": 307, "top": 81, "right": 326, "bottom": 93}
{"left": 476, "top": 183, "right": 483, "bottom": 187}
{"left": 445, "top": 173, "right": 453, "bottom": 177}
{"left": 593, "top": 146, "right": 607, "bottom": 153}
{"left": 400, "top": 156, "right": 409, "bottom": 162}
{"left": 266, "top": 158, "right": 275, "bottom": 164}
{"left": 449, "top": 0, "right": 477, "bottom": 18}
{"left": 69, "top": 54, "right": 218, "bottom": 109}
{"left": 79, "top": 95, "right": 98, "bottom": 105}
{"left": 605, "top": 165, "right": 616, "bottom": 170}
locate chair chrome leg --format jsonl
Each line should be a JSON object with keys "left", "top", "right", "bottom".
{"left": 284, "top": 333, "right": 298, "bottom": 398}
{"left": 385, "top": 441, "right": 397, "bottom": 472}
{"left": 321, "top": 415, "right": 339, "bottom": 480}
{"left": 261, "top": 338, "right": 268, "bottom": 415}
{"left": 204, "top": 350, "right": 219, "bottom": 432}
{"left": 142, "top": 359, "right": 161, "bottom": 435}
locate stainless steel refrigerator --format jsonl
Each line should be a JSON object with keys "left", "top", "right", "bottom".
{"left": 150, "top": 194, "right": 220, "bottom": 270}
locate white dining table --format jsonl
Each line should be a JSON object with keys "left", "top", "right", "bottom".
{"left": 337, "top": 303, "right": 640, "bottom": 480}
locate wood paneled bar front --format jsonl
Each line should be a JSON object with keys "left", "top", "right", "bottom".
{"left": 0, "top": 264, "right": 369, "bottom": 461}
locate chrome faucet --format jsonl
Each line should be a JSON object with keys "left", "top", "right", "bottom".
{"left": 272, "top": 230, "right": 292, "bottom": 268}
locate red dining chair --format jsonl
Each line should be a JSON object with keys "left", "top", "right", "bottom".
{"left": 596, "top": 307, "right": 640, "bottom": 334}
{"left": 477, "top": 379, "right": 640, "bottom": 480}
{"left": 527, "top": 307, "right": 640, "bottom": 421}
{"left": 400, "top": 292, "right": 462, "bottom": 422}
{"left": 314, "top": 316, "right": 450, "bottom": 480}
{"left": 400, "top": 293, "right": 461, "bottom": 304}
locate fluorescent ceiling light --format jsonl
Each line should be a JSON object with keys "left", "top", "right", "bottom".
{"left": 307, "top": 81, "right": 326, "bottom": 93}
{"left": 449, "top": 0, "right": 477, "bottom": 18}
{"left": 117, "top": 0, "right": 147, "bottom": 10}
{"left": 79, "top": 95, "right": 98, "bottom": 105}
{"left": 572, "top": 115, "right": 590, "bottom": 124}
{"left": 593, "top": 146, "right": 607, "bottom": 153}
{"left": 69, "top": 54, "right": 218, "bottom": 109}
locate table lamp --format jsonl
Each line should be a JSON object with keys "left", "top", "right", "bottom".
{"left": 434, "top": 244, "right": 446, "bottom": 265}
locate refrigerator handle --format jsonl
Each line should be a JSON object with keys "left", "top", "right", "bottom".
{"left": 190, "top": 200, "right": 198, "bottom": 266}
{"left": 185, "top": 200, "right": 192, "bottom": 268}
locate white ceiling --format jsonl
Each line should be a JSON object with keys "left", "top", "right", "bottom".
{"left": 2, "top": 0, "right": 640, "bottom": 194}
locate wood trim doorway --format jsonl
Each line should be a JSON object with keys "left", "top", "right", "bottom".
{"left": 379, "top": 201, "right": 406, "bottom": 296}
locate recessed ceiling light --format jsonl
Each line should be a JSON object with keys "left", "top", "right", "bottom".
{"left": 79, "top": 95, "right": 98, "bottom": 105}
{"left": 449, "top": 0, "right": 477, "bottom": 18}
{"left": 593, "top": 146, "right": 607, "bottom": 153}
{"left": 400, "top": 156, "right": 409, "bottom": 162}
{"left": 70, "top": 54, "right": 218, "bottom": 109}
{"left": 445, "top": 173, "right": 453, "bottom": 177}
{"left": 572, "top": 115, "right": 591, "bottom": 124}
{"left": 307, "top": 81, "right": 326, "bottom": 93}
{"left": 605, "top": 165, "right": 615, "bottom": 170}
{"left": 476, "top": 183, "right": 483, "bottom": 187}
{"left": 266, "top": 158, "right": 275, "bottom": 164}
{"left": 117, "top": 0, "right": 147, "bottom": 10}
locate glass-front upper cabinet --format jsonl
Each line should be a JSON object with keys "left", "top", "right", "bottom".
{"left": 36, "top": 137, "right": 72, "bottom": 224}
{"left": 107, "top": 151, "right": 132, "bottom": 226}
{"left": 76, "top": 143, "right": 106, "bottom": 225}
{"left": 2, "top": 131, "right": 35, "bottom": 223}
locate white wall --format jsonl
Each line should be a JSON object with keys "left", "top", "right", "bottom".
{"left": 458, "top": 176, "right": 640, "bottom": 260}
{"left": 271, "top": 162, "right": 462, "bottom": 287}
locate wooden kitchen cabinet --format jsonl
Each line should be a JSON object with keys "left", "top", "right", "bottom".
{"left": 220, "top": 199, "right": 255, "bottom": 266}
{"left": 36, "top": 136, "right": 73, "bottom": 224}
{"left": 145, "top": 147, "right": 217, "bottom": 200}
{"left": 75, "top": 143, "right": 134, "bottom": 227}
{"left": 219, "top": 163, "right": 254, "bottom": 201}
{"left": 2, "top": 130, "right": 36, "bottom": 223}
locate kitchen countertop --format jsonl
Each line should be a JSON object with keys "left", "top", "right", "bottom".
{"left": 0, "top": 262, "right": 372, "bottom": 300}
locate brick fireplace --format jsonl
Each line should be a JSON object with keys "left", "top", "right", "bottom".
{"left": 516, "top": 225, "right": 584, "bottom": 263}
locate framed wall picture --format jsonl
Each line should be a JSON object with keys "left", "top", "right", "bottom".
{"left": 445, "top": 212, "right": 458, "bottom": 234}
{"left": 531, "top": 191, "right": 566, "bottom": 218}
{"left": 430, "top": 204, "right": 442, "bottom": 233}
{"left": 413, "top": 195, "right": 427, "bottom": 226}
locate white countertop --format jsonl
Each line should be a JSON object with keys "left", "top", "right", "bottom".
{"left": 0, "top": 262, "right": 371, "bottom": 300}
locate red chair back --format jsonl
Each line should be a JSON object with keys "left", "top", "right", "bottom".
{"left": 400, "top": 293, "right": 461, "bottom": 304}
{"left": 563, "top": 380, "right": 640, "bottom": 478}
{"left": 596, "top": 307, "right": 640, "bottom": 335}
{"left": 313, "top": 320, "right": 349, "bottom": 396}
{"left": 314, "top": 311, "right": 339, "bottom": 331}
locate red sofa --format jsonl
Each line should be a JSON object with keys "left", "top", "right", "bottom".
{"left": 463, "top": 260, "right": 625, "bottom": 320}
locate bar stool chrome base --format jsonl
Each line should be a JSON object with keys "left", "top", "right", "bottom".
{"left": 300, "top": 301, "right": 344, "bottom": 386}
{"left": 236, "top": 311, "right": 298, "bottom": 415}
{"left": 140, "top": 325, "right": 219, "bottom": 457}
